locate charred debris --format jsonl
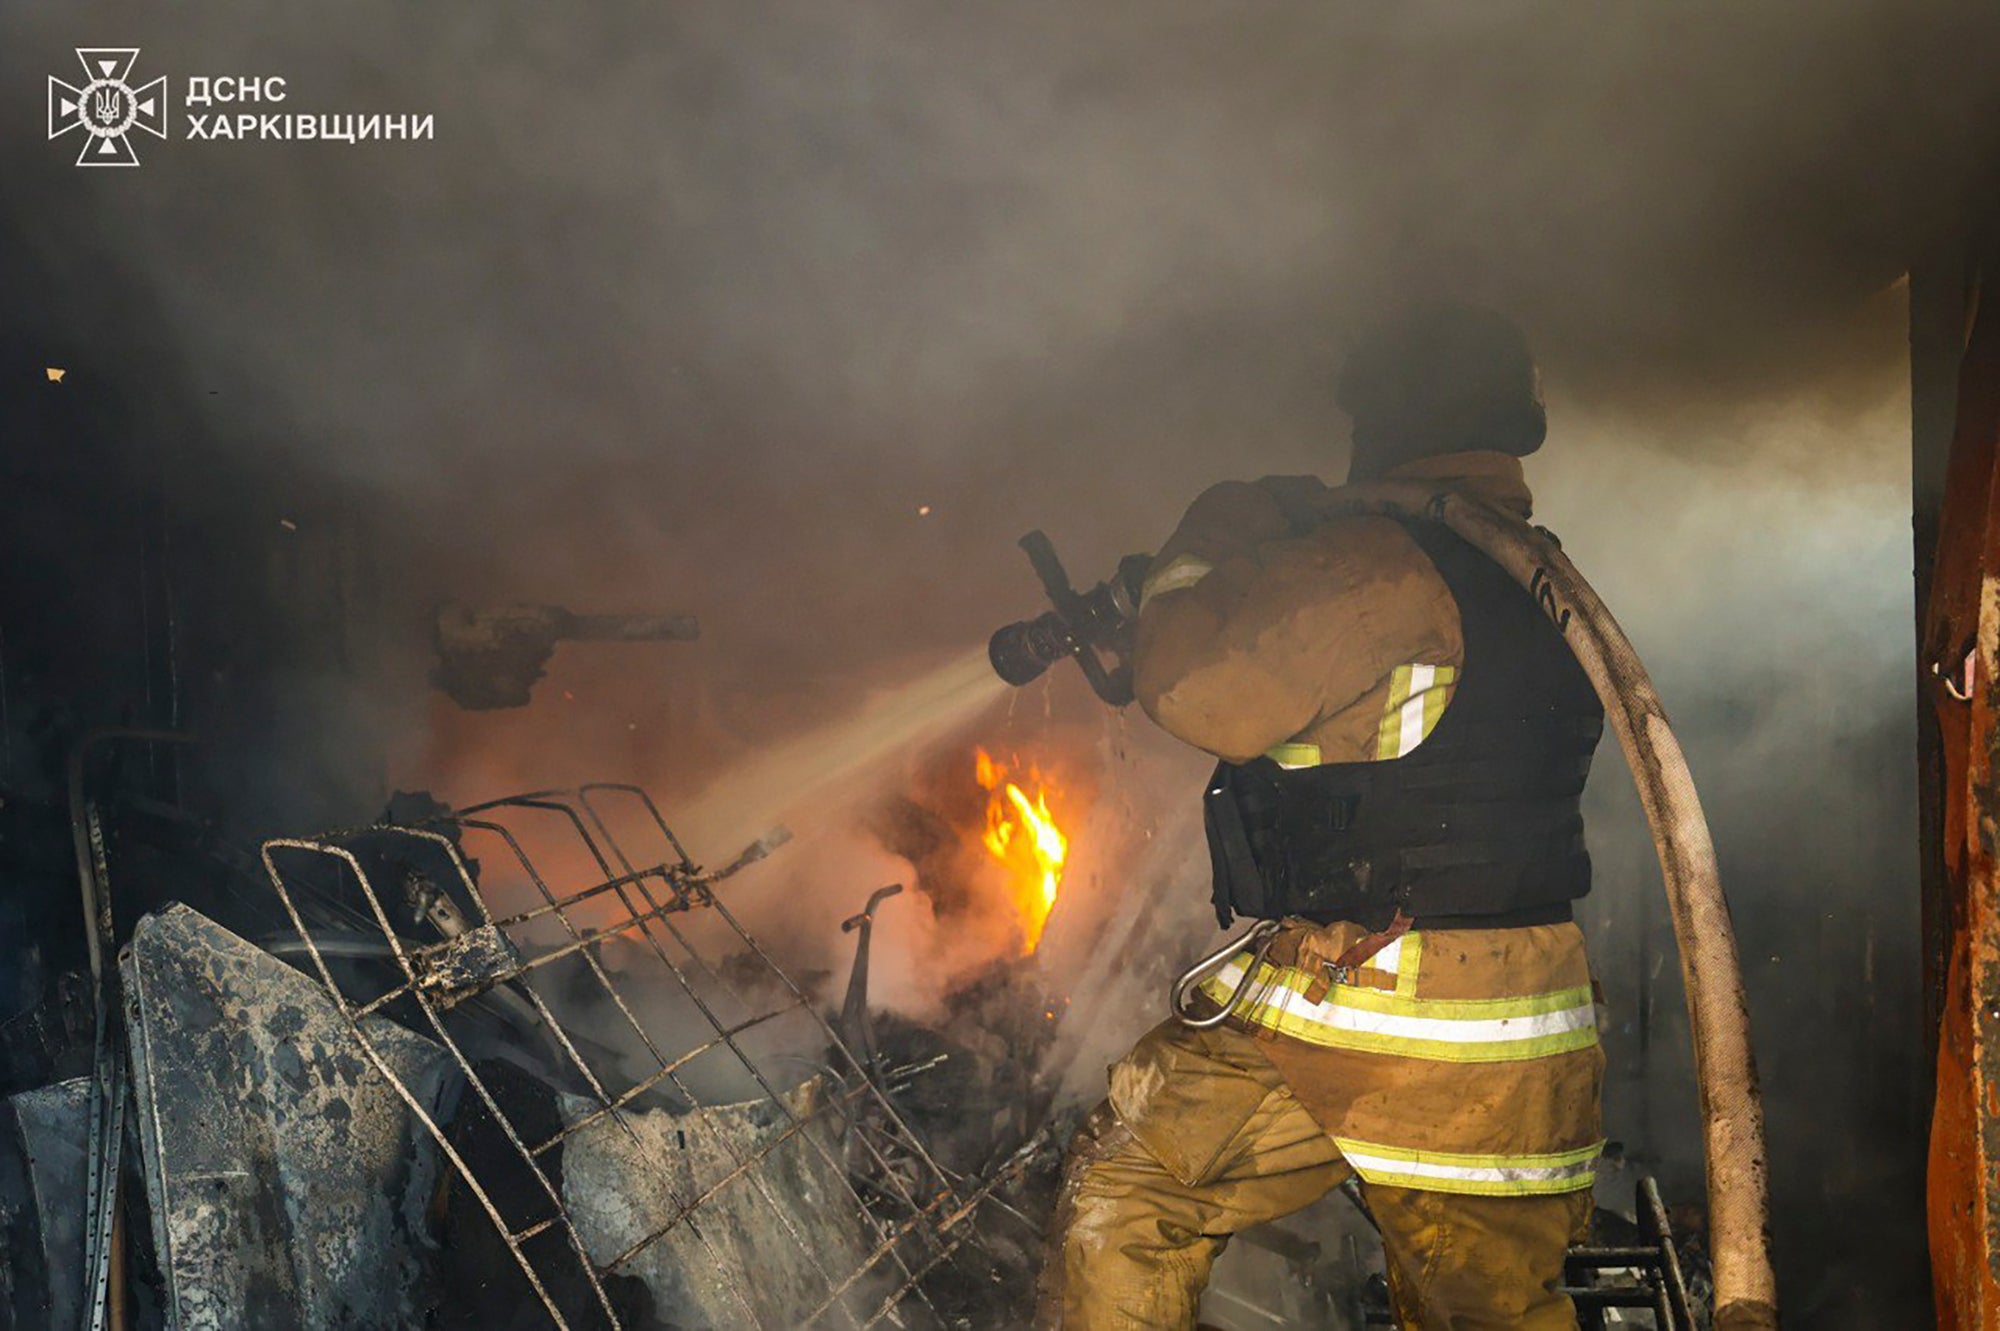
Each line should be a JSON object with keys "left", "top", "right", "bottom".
{"left": 2, "top": 734, "right": 1080, "bottom": 1330}
{"left": 0, "top": 734, "right": 1711, "bottom": 1330}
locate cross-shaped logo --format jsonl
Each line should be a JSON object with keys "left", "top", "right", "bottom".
{"left": 48, "top": 49, "right": 167, "bottom": 167}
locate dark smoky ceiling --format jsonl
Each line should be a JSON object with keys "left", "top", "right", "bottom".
{"left": 0, "top": 2, "right": 1993, "bottom": 761}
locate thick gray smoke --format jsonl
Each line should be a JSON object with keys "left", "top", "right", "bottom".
{"left": 5, "top": 4, "right": 1992, "bottom": 1323}
{"left": 6, "top": 6, "right": 1991, "bottom": 614}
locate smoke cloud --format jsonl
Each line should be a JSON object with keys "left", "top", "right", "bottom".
{"left": 4, "top": 4, "right": 1992, "bottom": 1322}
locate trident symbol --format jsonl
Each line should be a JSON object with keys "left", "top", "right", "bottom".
{"left": 47, "top": 49, "right": 166, "bottom": 167}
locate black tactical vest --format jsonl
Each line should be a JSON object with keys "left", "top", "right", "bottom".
{"left": 1204, "top": 520, "right": 1604, "bottom": 930}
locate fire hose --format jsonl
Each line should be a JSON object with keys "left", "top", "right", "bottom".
{"left": 990, "top": 483, "right": 1777, "bottom": 1330}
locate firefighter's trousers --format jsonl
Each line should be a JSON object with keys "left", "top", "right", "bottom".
{"left": 1039, "top": 1021, "right": 1591, "bottom": 1330}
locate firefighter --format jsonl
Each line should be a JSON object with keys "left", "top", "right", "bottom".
{"left": 1040, "top": 302, "right": 1604, "bottom": 1329}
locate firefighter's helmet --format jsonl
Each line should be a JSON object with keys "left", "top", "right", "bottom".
{"left": 1336, "top": 301, "right": 1547, "bottom": 476}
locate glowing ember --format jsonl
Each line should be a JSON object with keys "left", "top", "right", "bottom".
{"left": 975, "top": 747, "right": 1068, "bottom": 953}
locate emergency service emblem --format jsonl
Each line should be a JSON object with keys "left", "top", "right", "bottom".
{"left": 48, "top": 49, "right": 167, "bottom": 167}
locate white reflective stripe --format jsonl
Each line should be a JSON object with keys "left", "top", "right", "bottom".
{"left": 1396, "top": 663, "right": 1436, "bottom": 756}
{"left": 1140, "top": 554, "right": 1214, "bottom": 604}
{"left": 1208, "top": 959, "right": 1596, "bottom": 1045}
{"left": 1372, "top": 934, "right": 1405, "bottom": 976}
{"left": 1340, "top": 1149, "right": 1596, "bottom": 1185}
{"left": 1336, "top": 1141, "right": 1599, "bottom": 1190}
{"left": 1376, "top": 662, "right": 1458, "bottom": 759}
{"left": 1375, "top": 665, "right": 1413, "bottom": 759}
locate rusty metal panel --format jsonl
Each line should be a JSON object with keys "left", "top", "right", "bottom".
{"left": 122, "top": 904, "right": 459, "bottom": 1329}
{"left": 1925, "top": 257, "right": 2000, "bottom": 1328}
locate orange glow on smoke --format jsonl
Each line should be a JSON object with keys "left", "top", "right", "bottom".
{"left": 975, "top": 748, "right": 1068, "bottom": 953}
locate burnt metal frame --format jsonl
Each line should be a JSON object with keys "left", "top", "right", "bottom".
{"left": 1560, "top": 1178, "right": 1697, "bottom": 1331}
{"left": 68, "top": 728, "right": 196, "bottom": 1331}
{"left": 1344, "top": 1175, "right": 1697, "bottom": 1328}
{"left": 259, "top": 781, "right": 1024, "bottom": 1329}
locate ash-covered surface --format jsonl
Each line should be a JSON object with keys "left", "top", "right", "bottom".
{"left": 28, "top": 821, "right": 1069, "bottom": 1330}
{"left": 0, "top": 1077, "right": 91, "bottom": 1330}
{"left": 237, "top": 790, "right": 1063, "bottom": 1330}
{"left": 122, "top": 904, "right": 458, "bottom": 1329}
{"left": 556, "top": 1080, "right": 873, "bottom": 1329}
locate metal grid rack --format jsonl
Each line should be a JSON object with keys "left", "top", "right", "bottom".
{"left": 1563, "top": 1178, "right": 1699, "bottom": 1330}
{"left": 259, "top": 782, "right": 1028, "bottom": 1329}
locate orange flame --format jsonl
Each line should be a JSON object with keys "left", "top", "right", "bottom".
{"left": 975, "top": 748, "right": 1068, "bottom": 953}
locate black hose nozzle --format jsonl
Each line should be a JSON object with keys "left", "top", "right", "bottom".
{"left": 988, "top": 533, "right": 1150, "bottom": 706}
{"left": 988, "top": 611, "right": 1075, "bottom": 687}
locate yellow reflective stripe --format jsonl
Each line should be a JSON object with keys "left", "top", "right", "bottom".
{"left": 1373, "top": 663, "right": 1458, "bottom": 760}
{"left": 1199, "top": 958, "right": 1598, "bottom": 1063}
{"left": 1216, "top": 995, "right": 1592, "bottom": 1055}
{"left": 1214, "top": 958, "right": 1594, "bottom": 1020}
{"left": 1423, "top": 664, "right": 1457, "bottom": 736}
{"left": 1265, "top": 742, "right": 1321, "bottom": 769}
{"left": 1338, "top": 1139, "right": 1604, "bottom": 1170}
{"left": 1140, "top": 554, "right": 1214, "bottom": 604}
{"left": 1394, "top": 663, "right": 1436, "bottom": 755}
{"left": 1334, "top": 1137, "right": 1602, "bottom": 1196}
{"left": 1225, "top": 1001, "right": 1599, "bottom": 1062}
{"left": 1375, "top": 665, "right": 1415, "bottom": 759}
{"left": 1395, "top": 931, "right": 1423, "bottom": 997}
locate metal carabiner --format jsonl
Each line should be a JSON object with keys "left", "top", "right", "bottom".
{"left": 1937, "top": 649, "right": 1977, "bottom": 703}
{"left": 1170, "top": 919, "right": 1284, "bottom": 1029}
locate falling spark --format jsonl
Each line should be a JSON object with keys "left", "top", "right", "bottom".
{"left": 45, "top": 368, "right": 65, "bottom": 383}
